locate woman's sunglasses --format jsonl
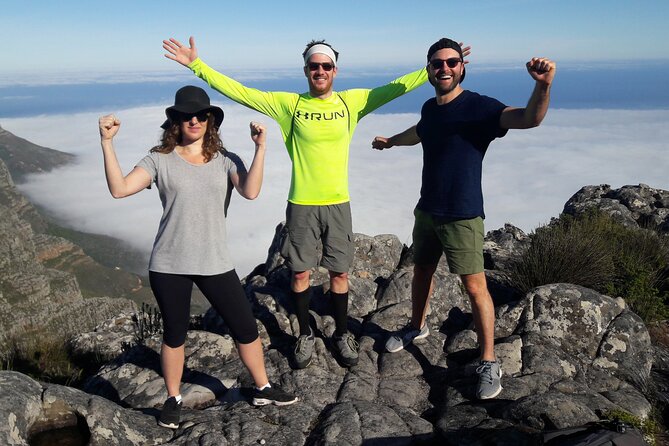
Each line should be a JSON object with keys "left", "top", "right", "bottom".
{"left": 178, "top": 112, "right": 209, "bottom": 123}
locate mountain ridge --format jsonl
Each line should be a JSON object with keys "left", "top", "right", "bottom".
{"left": 0, "top": 123, "right": 75, "bottom": 184}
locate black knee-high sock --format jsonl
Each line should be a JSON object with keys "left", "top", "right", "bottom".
{"left": 331, "top": 291, "right": 349, "bottom": 336}
{"left": 293, "top": 288, "right": 312, "bottom": 336}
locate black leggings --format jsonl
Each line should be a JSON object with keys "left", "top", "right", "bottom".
{"left": 149, "top": 270, "right": 259, "bottom": 348}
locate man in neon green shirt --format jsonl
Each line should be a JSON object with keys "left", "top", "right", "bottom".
{"left": 163, "top": 36, "right": 445, "bottom": 369}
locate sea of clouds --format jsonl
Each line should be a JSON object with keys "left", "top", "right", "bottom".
{"left": 3, "top": 105, "right": 668, "bottom": 277}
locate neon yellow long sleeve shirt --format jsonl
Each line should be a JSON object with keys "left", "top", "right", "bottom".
{"left": 189, "top": 58, "right": 427, "bottom": 205}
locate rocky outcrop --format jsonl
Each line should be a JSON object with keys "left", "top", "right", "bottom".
{"left": 483, "top": 223, "right": 531, "bottom": 272}
{"left": 35, "top": 222, "right": 651, "bottom": 445}
{"left": 0, "top": 371, "right": 172, "bottom": 445}
{"left": 564, "top": 183, "right": 669, "bottom": 233}
{"left": 0, "top": 194, "right": 82, "bottom": 334}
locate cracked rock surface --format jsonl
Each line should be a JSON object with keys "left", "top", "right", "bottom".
{"left": 3, "top": 183, "right": 667, "bottom": 444}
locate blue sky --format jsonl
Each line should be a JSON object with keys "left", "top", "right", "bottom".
{"left": 3, "top": 0, "right": 669, "bottom": 76}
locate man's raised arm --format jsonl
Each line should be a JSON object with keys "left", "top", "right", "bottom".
{"left": 499, "top": 57, "right": 556, "bottom": 130}
{"left": 162, "top": 36, "right": 289, "bottom": 122}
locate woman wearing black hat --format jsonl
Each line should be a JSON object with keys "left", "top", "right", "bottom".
{"left": 98, "top": 85, "right": 297, "bottom": 429}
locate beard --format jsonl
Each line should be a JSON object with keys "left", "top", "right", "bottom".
{"left": 429, "top": 70, "right": 461, "bottom": 95}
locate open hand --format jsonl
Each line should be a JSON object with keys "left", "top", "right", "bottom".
{"left": 460, "top": 42, "right": 472, "bottom": 65}
{"left": 163, "top": 36, "right": 199, "bottom": 66}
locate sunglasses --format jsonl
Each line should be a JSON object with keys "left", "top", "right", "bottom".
{"left": 429, "top": 58, "right": 462, "bottom": 69}
{"left": 307, "top": 62, "right": 334, "bottom": 72}
{"left": 178, "top": 112, "right": 209, "bottom": 123}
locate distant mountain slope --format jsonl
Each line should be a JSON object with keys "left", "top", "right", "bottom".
{"left": 0, "top": 126, "right": 154, "bottom": 318}
{"left": 0, "top": 157, "right": 146, "bottom": 317}
{"left": 0, "top": 123, "right": 75, "bottom": 183}
{"left": 0, "top": 124, "right": 210, "bottom": 314}
{"left": 0, "top": 122, "right": 148, "bottom": 276}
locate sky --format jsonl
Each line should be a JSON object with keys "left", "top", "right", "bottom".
{"left": 2, "top": 1, "right": 669, "bottom": 277}
{"left": 2, "top": 0, "right": 669, "bottom": 78}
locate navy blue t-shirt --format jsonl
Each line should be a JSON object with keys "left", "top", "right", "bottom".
{"left": 416, "top": 90, "right": 507, "bottom": 220}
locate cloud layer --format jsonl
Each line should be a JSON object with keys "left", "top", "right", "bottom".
{"left": 3, "top": 106, "right": 668, "bottom": 277}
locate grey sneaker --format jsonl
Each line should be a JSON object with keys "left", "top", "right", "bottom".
{"left": 294, "top": 330, "right": 315, "bottom": 369}
{"left": 476, "top": 360, "right": 503, "bottom": 399}
{"left": 385, "top": 322, "right": 430, "bottom": 353}
{"left": 333, "top": 332, "right": 359, "bottom": 367}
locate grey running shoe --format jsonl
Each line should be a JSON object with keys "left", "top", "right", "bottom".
{"left": 385, "top": 322, "right": 430, "bottom": 353}
{"left": 252, "top": 384, "right": 299, "bottom": 406}
{"left": 294, "top": 330, "right": 315, "bottom": 369}
{"left": 333, "top": 332, "right": 359, "bottom": 367}
{"left": 476, "top": 360, "right": 503, "bottom": 400}
{"left": 158, "top": 396, "right": 181, "bottom": 429}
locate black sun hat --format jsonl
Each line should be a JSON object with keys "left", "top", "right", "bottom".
{"left": 162, "top": 85, "right": 224, "bottom": 129}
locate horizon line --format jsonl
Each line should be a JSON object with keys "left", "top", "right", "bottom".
{"left": 2, "top": 58, "right": 669, "bottom": 88}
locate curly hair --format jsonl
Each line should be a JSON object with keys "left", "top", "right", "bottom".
{"left": 302, "top": 39, "right": 339, "bottom": 62}
{"left": 150, "top": 113, "right": 225, "bottom": 162}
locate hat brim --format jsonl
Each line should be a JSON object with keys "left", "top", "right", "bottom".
{"left": 164, "top": 104, "right": 224, "bottom": 129}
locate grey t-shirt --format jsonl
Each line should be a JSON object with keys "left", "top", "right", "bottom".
{"left": 136, "top": 150, "right": 244, "bottom": 275}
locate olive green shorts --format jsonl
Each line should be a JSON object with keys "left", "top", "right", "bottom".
{"left": 280, "top": 202, "right": 354, "bottom": 273}
{"left": 412, "top": 208, "right": 484, "bottom": 275}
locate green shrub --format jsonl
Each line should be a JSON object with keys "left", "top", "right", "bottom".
{"left": 1, "top": 330, "right": 84, "bottom": 386}
{"left": 0, "top": 304, "right": 164, "bottom": 386}
{"left": 606, "top": 227, "right": 669, "bottom": 321}
{"left": 509, "top": 211, "right": 669, "bottom": 323}
{"left": 509, "top": 212, "right": 616, "bottom": 293}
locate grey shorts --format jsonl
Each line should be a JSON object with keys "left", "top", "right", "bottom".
{"left": 412, "top": 208, "right": 484, "bottom": 275}
{"left": 280, "top": 202, "right": 354, "bottom": 273}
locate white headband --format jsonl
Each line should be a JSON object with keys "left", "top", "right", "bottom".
{"left": 303, "top": 44, "right": 337, "bottom": 67}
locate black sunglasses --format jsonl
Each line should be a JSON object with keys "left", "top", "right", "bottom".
{"left": 429, "top": 58, "right": 462, "bottom": 69}
{"left": 307, "top": 62, "right": 334, "bottom": 71}
{"left": 178, "top": 112, "right": 209, "bottom": 123}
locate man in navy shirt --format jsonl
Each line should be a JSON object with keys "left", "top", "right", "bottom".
{"left": 372, "top": 38, "right": 555, "bottom": 399}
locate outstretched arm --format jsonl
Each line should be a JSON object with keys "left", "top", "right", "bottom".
{"left": 499, "top": 57, "right": 556, "bottom": 129}
{"left": 372, "top": 125, "right": 421, "bottom": 150}
{"left": 230, "top": 122, "right": 267, "bottom": 200}
{"left": 98, "top": 115, "right": 151, "bottom": 198}
{"left": 163, "top": 36, "right": 289, "bottom": 122}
